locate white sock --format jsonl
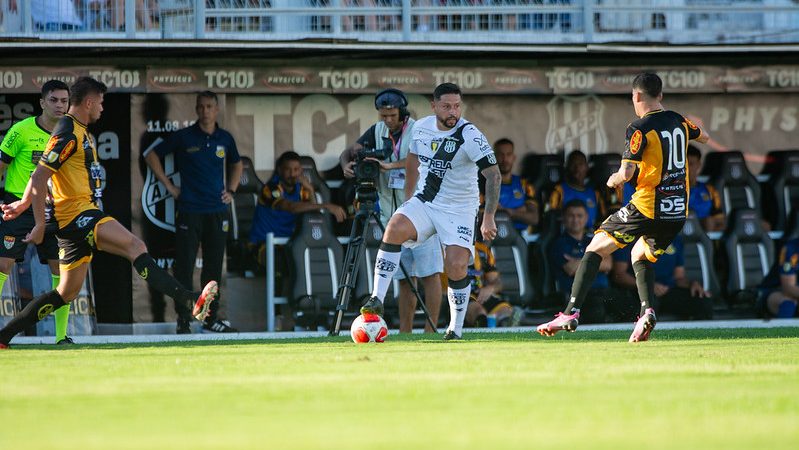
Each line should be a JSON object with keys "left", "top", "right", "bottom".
{"left": 372, "top": 247, "right": 401, "bottom": 302}
{"left": 447, "top": 277, "right": 471, "bottom": 336}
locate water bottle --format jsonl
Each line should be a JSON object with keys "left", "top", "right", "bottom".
{"left": 486, "top": 313, "right": 497, "bottom": 328}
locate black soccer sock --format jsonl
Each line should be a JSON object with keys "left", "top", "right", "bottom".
{"left": 0, "top": 290, "right": 66, "bottom": 345}
{"left": 633, "top": 260, "right": 655, "bottom": 316}
{"left": 133, "top": 253, "right": 193, "bottom": 320}
{"left": 564, "top": 251, "right": 603, "bottom": 315}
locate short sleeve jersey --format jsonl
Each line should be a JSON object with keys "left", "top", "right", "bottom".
{"left": 688, "top": 182, "right": 723, "bottom": 220}
{"left": 0, "top": 116, "right": 51, "bottom": 198}
{"left": 150, "top": 122, "right": 240, "bottom": 214}
{"left": 39, "top": 114, "right": 103, "bottom": 226}
{"left": 409, "top": 116, "right": 496, "bottom": 213}
{"left": 623, "top": 110, "right": 703, "bottom": 220}
{"left": 549, "top": 182, "right": 603, "bottom": 226}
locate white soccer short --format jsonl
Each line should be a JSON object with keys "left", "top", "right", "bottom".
{"left": 395, "top": 234, "right": 444, "bottom": 280}
{"left": 395, "top": 196, "right": 476, "bottom": 258}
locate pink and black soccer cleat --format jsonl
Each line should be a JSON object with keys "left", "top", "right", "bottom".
{"left": 629, "top": 308, "right": 657, "bottom": 343}
{"left": 192, "top": 281, "right": 219, "bottom": 321}
{"left": 536, "top": 311, "right": 580, "bottom": 337}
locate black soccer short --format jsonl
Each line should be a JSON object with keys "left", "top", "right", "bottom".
{"left": 597, "top": 202, "right": 685, "bottom": 262}
{"left": 0, "top": 208, "right": 59, "bottom": 264}
{"left": 56, "top": 209, "right": 115, "bottom": 270}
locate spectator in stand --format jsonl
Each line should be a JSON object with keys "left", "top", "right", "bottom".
{"left": 548, "top": 200, "right": 613, "bottom": 323}
{"left": 549, "top": 150, "right": 604, "bottom": 227}
{"left": 490, "top": 138, "right": 539, "bottom": 233}
{"left": 464, "top": 238, "right": 522, "bottom": 328}
{"left": 759, "top": 238, "right": 799, "bottom": 318}
{"left": 611, "top": 235, "right": 713, "bottom": 321}
{"left": 250, "top": 150, "right": 345, "bottom": 243}
{"left": 26, "top": 0, "right": 83, "bottom": 31}
{"left": 687, "top": 145, "right": 725, "bottom": 232}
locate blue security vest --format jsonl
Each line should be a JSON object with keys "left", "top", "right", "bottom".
{"left": 249, "top": 177, "right": 310, "bottom": 241}
{"left": 499, "top": 175, "right": 535, "bottom": 231}
{"left": 554, "top": 182, "right": 601, "bottom": 226}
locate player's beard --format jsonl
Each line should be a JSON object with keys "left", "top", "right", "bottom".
{"left": 438, "top": 115, "right": 458, "bottom": 130}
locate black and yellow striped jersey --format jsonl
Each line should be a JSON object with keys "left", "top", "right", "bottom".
{"left": 39, "top": 114, "right": 103, "bottom": 227}
{"left": 622, "top": 110, "right": 703, "bottom": 220}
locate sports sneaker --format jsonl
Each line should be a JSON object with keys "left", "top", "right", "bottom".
{"left": 56, "top": 336, "right": 74, "bottom": 345}
{"left": 176, "top": 318, "right": 191, "bottom": 334}
{"left": 192, "top": 281, "right": 218, "bottom": 321}
{"left": 202, "top": 319, "right": 239, "bottom": 333}
{"left": 360, "top": 296, "right": 384, "bottom": 317}
{"left": 443, "top": 330, "right": 461, "bottom": 341}
{"left": 536, "top": 311, "right": 580, "bottom": 337}
{"left": 629, "top": 308, "right": 657, "bottom": 343}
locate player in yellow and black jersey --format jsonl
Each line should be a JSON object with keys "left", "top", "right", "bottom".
{"left": 536, "top": 73, "right": 710, "bottom": 342}
{"left": 0, "top": 77, "right": 218, "bottom": 348}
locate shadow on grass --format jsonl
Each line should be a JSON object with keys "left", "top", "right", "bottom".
{"left": 11, "top": 327, "right": 799, "bottom": 351}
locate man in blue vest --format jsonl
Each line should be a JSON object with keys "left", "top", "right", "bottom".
{"left": 549, "top": 150, "right": 604, "bottom": 227}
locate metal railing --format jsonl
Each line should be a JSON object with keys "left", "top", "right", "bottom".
{"left": 2, "top": 2, "right": 796, "bottom": 46}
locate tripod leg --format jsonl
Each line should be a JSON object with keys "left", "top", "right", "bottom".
{"left": 373, "top": 212, "right": 438, "bottom": 333}
{"left": 330, "top": 213, "right": 367, "bottom": 336}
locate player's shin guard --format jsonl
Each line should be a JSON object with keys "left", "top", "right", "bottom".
{"left": 371, "top": 242, "right": 401, "bottom": 303}
{"left": 564, "top": 251, "right": 602, "bottom": 314}
{"left": 633, "top": 260, "right": 655, "bottom": 316}
{"left": 51, "top": 275, "right": 70, "bottom": 342}
{"left": 447, "top": 276, "right": 471, "bottom": 336}
{"left": 133, "top": 253, "right": 192, "bottom": 320}
{"left": 0, "top": 290, "right": 67, "bottom": 345}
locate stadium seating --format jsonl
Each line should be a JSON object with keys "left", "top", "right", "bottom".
{"left": 490, "top": 211, "right": 534, "bottom": 307}
{"left": 299, "top": 155, "right": 332, "bottom": 203}
{"left": 760, "top": 150, "right": 799, "bottom": 231}
{"left": 679, "top": 214, "right": 722, "bottom": 298}
{"left": 588, "top": 152, "right": 622, "bottom": 217}
{"left": 721, "top": 208, "right": 774, "bottom": 305}
{"left": 227, "top": 156, "right": 263, "bottom": 275}
{"left": 286, "top": 211, "right": 344, "bottom": 328}
{"left": 529, "top": 209, "right": 562, "bottom": 307}
{"left": 702, "top": 151, "right": 760, "bottom": 215}
{"left": 520, "top": 153, "right": 563, "bottom": 208}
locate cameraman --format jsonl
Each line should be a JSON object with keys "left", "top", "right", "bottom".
{"left": 340, "top": 89, "right": 443, "bottom": 333}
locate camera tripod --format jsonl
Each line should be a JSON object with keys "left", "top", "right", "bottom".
{"left": 330, "top": 196, "right": 438, "bottom": 336}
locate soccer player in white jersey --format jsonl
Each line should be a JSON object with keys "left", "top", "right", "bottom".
{"left": 360, "top": 83, "right": 501, "bottom": 340}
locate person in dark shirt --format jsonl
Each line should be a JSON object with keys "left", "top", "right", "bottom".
{"left": 760, "top": 238, "right": 799, "bottom": 318}
{"left": 686, "top": 145, "right": 724, "bottom": 232}
{"left": 548, "top": 150, "right": 604, "bottom": 227}
{"left": 250, "top": 151, "right": 345, "bottom": 242}
{"left": 492, "top": 138, "right": 539, "bottom": 233}
{"left": 611, "top": 235, "right": 713, "bottom": 320}
{"left": 144, "top": 91, "right": 243, "bottom": 333}
{"left": 548, "top": 200, "right": 612, "bottom": 323}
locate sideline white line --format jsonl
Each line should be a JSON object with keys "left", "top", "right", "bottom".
{"left": 9, "top": 319, "right": 798, "bottom": 345}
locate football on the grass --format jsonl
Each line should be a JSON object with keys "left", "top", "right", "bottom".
{"left": 350, "top": 313, "right": 388, "bottom": 343}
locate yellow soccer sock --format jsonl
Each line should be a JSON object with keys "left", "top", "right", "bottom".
{"left": 51, "top": 275, "right": 70, "bottom": 342}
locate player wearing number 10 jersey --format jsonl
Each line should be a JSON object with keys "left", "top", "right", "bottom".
{"left": 535, "top": 72, "right": 710, "bottom": 342}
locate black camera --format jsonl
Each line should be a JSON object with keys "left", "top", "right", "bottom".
{"left": 354, "top": 139, "right": 391, "bottom": 202}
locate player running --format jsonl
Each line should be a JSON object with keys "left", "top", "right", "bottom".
{"left": 0, "top": 80, "right": 71, "bottom": 344}
{"left": 535, "top": 72, "right": 710, "bottom": 342}
{"left": 359, "top": 82, "right": 501, "bottom": 341}
{"left": 0, "top": 77, "right": 217, "bottom": 349}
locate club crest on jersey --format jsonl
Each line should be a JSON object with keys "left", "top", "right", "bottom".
{"left": 629, "top": 130, "right": 643, "bottom": 155}
{"left": 58, "top": 140, "right": 76, "bottom": 163}
{"left": 684, "top": 117, "right": 699, "bottom": 130}
{"left": 545, "top": 95, "right": 607, "bottom": 155}
{"left": 216, "top": 146, "right": 226, "bottom": 158}
{"left": 3, "top": 236, "right": 14, "bottom": 249}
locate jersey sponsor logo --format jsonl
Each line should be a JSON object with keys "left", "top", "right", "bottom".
{"left": 486, "top": 153, "right": 497, "bottom": 165}
{"left": 428, "top": 159, "right": 453, "bottom": 178}
{"left": 3, "top": 130, "right": 19, "bottom": 149}
{"left": 612, "top": 230, "right": 636, "bottom": 243}
{"left": 659, "top": 196, "right": 686, "bottom": 216}
{"left": 3, "top": 236, "right": 14, "bottom": 250}
{"left": 76, "top": 215, "right": 93, "bottom": 228}
{"left": 37, "top": 305, "right": 54, "bottom": 321}
{"left": 58, "top": 140, "right": 76, "bottom": 163}
{"left": 629, "top": 129, "right": 643, "bottom": 155}
{"left": 545, "top": 95, "right": 607, "bottom": 155}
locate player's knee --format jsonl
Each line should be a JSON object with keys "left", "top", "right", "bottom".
{"left": 444, "top": 258, "right": 468, "bottom": 279}
{"left": 0, "top": 259, "right": 14, "bottom": 274}
{"left": 57, "top": 284, "right": 81, "bottom": 303}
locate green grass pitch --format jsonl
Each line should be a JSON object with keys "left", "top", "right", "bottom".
{"left": 1, "top": 328, "right": 797, "bottom": 450}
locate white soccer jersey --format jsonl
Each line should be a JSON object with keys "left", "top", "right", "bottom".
{"left": 409, "top": 115, "right": 496, "bottom": 213}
